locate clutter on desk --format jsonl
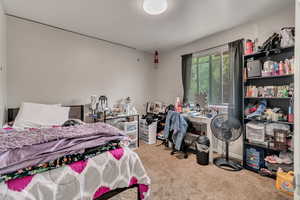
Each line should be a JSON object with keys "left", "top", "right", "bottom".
{"left": 89, "top": 95, "right": 138, "bottom": 122}
{"left": 173, "top": 96, "right": 220, "bottom": 117}
{"left": 182, "top": 104, "right": 224, "bottom": 119}
{"left": 111, "top": 97, "right": 138, "bottom": 116}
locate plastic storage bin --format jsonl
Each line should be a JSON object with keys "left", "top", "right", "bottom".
{"left": 246, "top": 122, "right": 265, "bottom": 144}
{"left": 117, "top": 121, "right": 138, "bottom": 133}
{"left": 244, "top": 145, "right": 265, "bottom": 171}
{"left": 139, "top": 119, "right": 157, "bottom": 144}
{"left": 107, "top": 120, "right": 138, "bottom": 150}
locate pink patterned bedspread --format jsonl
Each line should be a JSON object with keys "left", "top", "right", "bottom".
{"left": 0, "top": 147, "right": 151, "bottom": 200}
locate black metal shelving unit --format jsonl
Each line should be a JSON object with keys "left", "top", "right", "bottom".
{"left": 242, "top": 47, "right": 294, "bottom": 174}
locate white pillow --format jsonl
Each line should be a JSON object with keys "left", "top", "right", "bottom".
{"left": 13, "top": 102, "right": 70, "bottom": 130}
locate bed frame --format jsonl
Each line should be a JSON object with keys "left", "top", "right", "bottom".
{"left": 7, "top": 105, "right": 142, "bottom": 200}
{"left": 97, "top": 185, "right": 141, "bottom": 200}
{"left": 7, "top": 105, "right": 85, "bottom": 122}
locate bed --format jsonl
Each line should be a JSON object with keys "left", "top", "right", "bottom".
{"left": 0, "top": 104, "right": 150, "bottom": 200}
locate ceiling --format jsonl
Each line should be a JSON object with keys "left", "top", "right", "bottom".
{"left": 2, "top": 0, "right": 294, "bottom": 52}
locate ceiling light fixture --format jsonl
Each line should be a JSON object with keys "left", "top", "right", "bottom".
{"left": 143, "top": 0, "right": 168, "bottom": 15}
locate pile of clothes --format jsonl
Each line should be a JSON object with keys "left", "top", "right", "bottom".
{"left": 245, "top": 100, "right": 289, "bottom": 122}
{"left": 260, "top": 151, "right": 293, "bottom": 178}
{"left": 245, "top": 100, "right": 267, "bottom": 119}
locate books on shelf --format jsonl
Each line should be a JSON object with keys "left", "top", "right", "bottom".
{"left": 245, "top": 85, "right": 293, "bottom": 98}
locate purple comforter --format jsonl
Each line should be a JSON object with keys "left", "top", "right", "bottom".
{"left": 0, "top": 123, "right": 127, "bottom": 175}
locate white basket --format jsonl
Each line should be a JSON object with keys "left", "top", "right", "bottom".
{"left": 139, "top": 119, "right": 157, "bottom": 144}
{"left": 246, "top": 122, "right": 265, "bottom": 143}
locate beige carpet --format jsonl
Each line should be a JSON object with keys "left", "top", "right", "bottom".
{"left": 113, "top": 142, "right": 292, "bottom": 200}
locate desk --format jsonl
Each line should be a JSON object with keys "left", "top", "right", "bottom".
{"left": 183, "top": 114, "right": 214, "bottom": 164}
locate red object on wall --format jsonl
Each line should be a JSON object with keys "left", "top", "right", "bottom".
{"left": 154, "top": 51, "right": 159, "bottom": 64}
{"left": 245, "top": 39, "right": 254, "bottom": 55}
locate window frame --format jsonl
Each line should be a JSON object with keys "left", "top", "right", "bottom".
{"left": 190, "top": 45, "right": 230, "bottom": 107}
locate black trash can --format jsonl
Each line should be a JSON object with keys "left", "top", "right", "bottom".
{"left": 195, "top": 136, "right": 210, "bottom": 166}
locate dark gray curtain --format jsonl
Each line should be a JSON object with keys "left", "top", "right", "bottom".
{"left": 182, "top": 54, "right": 193, "bottom": 103}
{"left": 228, "top": 39, "right": 244, "bottom": 120}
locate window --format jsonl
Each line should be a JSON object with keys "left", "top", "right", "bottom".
{"left": 188, "top": 47, "right": 230, "bottom": 106}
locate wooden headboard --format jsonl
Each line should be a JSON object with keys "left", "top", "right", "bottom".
{"left": 7, "top": 105, "right": 84, "bottom": 122}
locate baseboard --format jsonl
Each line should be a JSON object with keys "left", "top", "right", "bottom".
{"left": 229, "top": 152, "right": 243, "bottom": 161}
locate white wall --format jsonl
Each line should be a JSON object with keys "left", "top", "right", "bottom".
{"left": 7, "top": 16, "right": 155, "bottom": 114}
{"left": 294, "top": 0, "right": 300, "bottom": 199}
{"left": 154, "top": 5, "right": 295, "bottom": 159}
{"left": 0, "top": 0, "right": 7, "bottom": 125}
{"left": 154, "top": 5, "right": 295, "bottom": 103}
